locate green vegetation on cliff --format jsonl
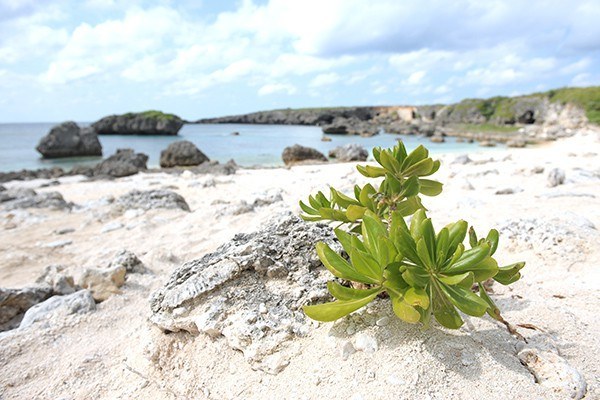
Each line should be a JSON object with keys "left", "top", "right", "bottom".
{"left": 122, "top": 110, "right": 180, "bottom": 121}
{"left": 543, "top": 86, "right": 600, "bottom": 124}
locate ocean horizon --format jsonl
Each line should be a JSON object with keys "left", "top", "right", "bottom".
{"left": 0, "top": 122, "right": 491, "bottom": 173}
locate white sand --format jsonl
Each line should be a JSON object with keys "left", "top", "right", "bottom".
{"left": 0, "top": 129, "right": 599, "bottom": 399}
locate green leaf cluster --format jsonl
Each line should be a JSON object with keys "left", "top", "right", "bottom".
{"left": 299, "top": 143, "right": 442, "bottom": 229}
{"left": 301, "top": 142, "right": 525, "bottom": 329}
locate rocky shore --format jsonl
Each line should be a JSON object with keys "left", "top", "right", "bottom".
{"left": 199, "top": 87, "right": 596, "bottom": 146}
{"left": 0, "top": 126, "right": 598, "bottom": 399}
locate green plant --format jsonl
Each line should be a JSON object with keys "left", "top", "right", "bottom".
{"left": 300, "top": 142, "right": 524, "bottom": 329}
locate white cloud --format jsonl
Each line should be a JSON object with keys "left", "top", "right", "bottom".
{"left": 405, "top": 71, "right": 426, "bottom": 85}
{"left": 309, "top": 72, "right": 341, "bottom": 88}
{"left": 258, "top": 82, "right": 297, "bottom": 96}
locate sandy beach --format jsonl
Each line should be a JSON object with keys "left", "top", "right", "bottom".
{"left": 1, "top": 129, "right": 599, "bottom": 400}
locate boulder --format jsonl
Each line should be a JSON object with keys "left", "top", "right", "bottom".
{"left": 150, "top": 213, "right": 339, "bottom": 373}
{"left": 93, "top": 148, "right": 148, "bottom": 178}
{"left": 328, "top": 144, "right": 368, "bottom": 162}
{"left": 430, "top": 135, "right": 445, "bottom": 143}
{"left": 79, "top": 266, "right": 126, "bottom": 302}
{"left": 281, "top": 144, "right": 328, "bottom": 166}
{"left": 36, "top": 121, "right": 102, "bottom": 159}
{"left": 547, "top": 168, "right": 566, "bottom": 187}
{"left": 115, "top": 189, "right": 190, "bottom": 212}
{"left": 92, "top": 111, "right": 184, "bottom": 136}
{"left": 160, "top": 141, "right": 209, "bottom": 168}
{"left": 19, "top": 290, "right": 96, "bottom": 329}
{"left": 507, "top": 138, "right": 527, "bottom": 148}
{"left": 0, "top": 286, "right": 54, "bottom": 331}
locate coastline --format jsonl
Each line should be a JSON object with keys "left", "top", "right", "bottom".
{"left": 0, "top": 128, "right": 599, "bottom": 399}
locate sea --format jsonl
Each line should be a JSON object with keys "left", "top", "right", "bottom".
{"left": 0, "top": 123, "right": 491, "bottom": 172}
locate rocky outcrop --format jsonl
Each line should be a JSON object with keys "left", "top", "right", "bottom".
{"left": 328, "top": 144, "right": 368, "bottom": 162}
{"left": 93, "top": 149, "right": 148, "bottom": 178}
{"left": 150, "top": 213, "right": 339, "bottom": 373}
{"left": 114, "top": 189, "right": 190, "bottom": 212}
{"left": 36, "top": 121, "right": 102, "bottom": 159}
{"left": 0, "top": 188, "right": 72, "bottom": 210}
{"left": 159, "top": 141, "right": 209, "bottom": 168}
{"left": 0, "top": 167, "right": 68, "bottom": 183}
{"left": 198, "top": 107, "right": 375, "bottom": 126}
{"left": 282, "top": 144, "right": 328, "bottom": 166}
{"left": 92, "top": 111, "right": 184, "bottom": 136}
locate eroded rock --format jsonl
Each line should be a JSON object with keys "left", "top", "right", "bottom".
{"left": 0, "top": 286, "right": 54, "bottom": 331}
{"left": 19, "top": 290, "right": 96, "bottom": 329}
{"left": 79, "top": 266, "right": 126, "bottom": 301}
{"left": 328, "top": 144, "right": 369, "bottom": 162}
{"left": 93, "top": 149, "right": 148, "bottom": 178}
{"left": 282, "top": 145, "right": 328, "bottom": 166}
{"left": 108, "top": 250, "right": 147, "bottom": 274}
{"left": 150, "top": 213, "right": 339, "bottom": 373}
{"left": 160, "top": 141, "right": 209, "bottom": 168}
{"left": 0, "top": 188, "right": 72, "bottom": 210}
{"left": 36, "top": 121, "right": 102, "bottom": 158}
{"left": 114, "top": 190, "right": 190, "bottom": 212}
{"left": 36, "top": 265, "right": 77, "bottom": 295}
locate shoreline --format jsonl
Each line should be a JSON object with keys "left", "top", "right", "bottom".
{"left": 0, "top": 128, "right": 599, "bottom": 399}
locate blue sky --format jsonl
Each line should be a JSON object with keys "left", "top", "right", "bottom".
{"left": 0, "top": 0, "right": 599, "bottom": 122}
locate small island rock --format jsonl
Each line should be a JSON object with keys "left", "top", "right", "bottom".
{"left": 92, "top": 111, "right": 184, "bottom": 136}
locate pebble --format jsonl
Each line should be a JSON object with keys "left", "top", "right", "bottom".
{"left": 43, "top": 239, "right": 73, "bottom": 248}
{"left": 355, "top": 333, "right": 378, "bottom": 353}
{"left": 258, "top": 303, "right": 267, "bottom": 314}
{"left": 101, "top": 221, "right": 124, "bottom": 233}
{"left": 341, "top": 341, "right": 356, "bottom": 360}
{"left": 376, "top": 316, "right": 390, "bottom": 327}
{"left": 547, "top": 168, "right": 566, "bottom": 187}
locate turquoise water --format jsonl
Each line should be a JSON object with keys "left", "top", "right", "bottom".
{"left": 0, "top": 123, "right": 489, "bottom": 172}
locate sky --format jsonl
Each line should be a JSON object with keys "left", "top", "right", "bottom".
{"left": 0, "top": 0, "right": 599, "bottom": 122}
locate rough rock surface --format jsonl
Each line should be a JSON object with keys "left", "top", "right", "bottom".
{"left": 19, "top": 290, "right": 96, "bottom": 329}
{"left": 114, "top": 190, "right": 190, "bottom": 212}
{"left": 93, "top": 148, "right": 148, "bottom": 178}
{"left": 0, "top": 286, "right": 53, "bottom": 331}
{"left": 79, "top": 266, "right": 126, "bottom": 301}
{"left": 36, "top": 121, "right": 102, "bottom": 158}
{"left": 282, "top": 144, "right": 328, "bottom": 166}
{"left": 160, "top": 140, "right": 209, "bottom": 168}
{"left": 0, "top": 188, "right": 72, "bottom": 210}
{"left": 36, "top": 265, "right": 77, "bottom": 295}
{"left": 150, "top": 213, "right": 339, "bottom": 373}
{"left": 92, "top": 112, "right": 184, "bottom": 136}
{"left": 328, "top": 144, "right": 369, "bottom": 162}
{"left": 517, "top": 334, "right": 587, "bottom": 399}
{"left": 108, "top": 250, "right": 147, "bottom": 274}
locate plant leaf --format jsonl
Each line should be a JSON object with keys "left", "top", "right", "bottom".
{"left": 431, "top": 281, "right": 463, "bottom": 329}
{"left": 418, "top": 179, "right": 443, "bottom": 196}
{"left": 440, "top": 282, "right": 488, "bottom": 317}
{"left": 494, "top": 262, "right": 525, "bottom": 285}
{"left": 303, "top": 293, "right": 379, "bottom": 322}
{"left": 316, "top": 242, "right": 375, "bottom": 283}
{"left": 346, "top": 205, "right": 367, "bottom": 221}
{"left": 327, "top": 281, "right": 382, "bottom": 301}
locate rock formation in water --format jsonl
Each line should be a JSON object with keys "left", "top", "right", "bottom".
{"left": 36, "top": 121, "right": 102, "bottom": 158}
{"left": 92, "top": 111, "right": 184, "bottom": 136}
{"left": 159, "top": 141, "right": 209, "bottom": 168}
